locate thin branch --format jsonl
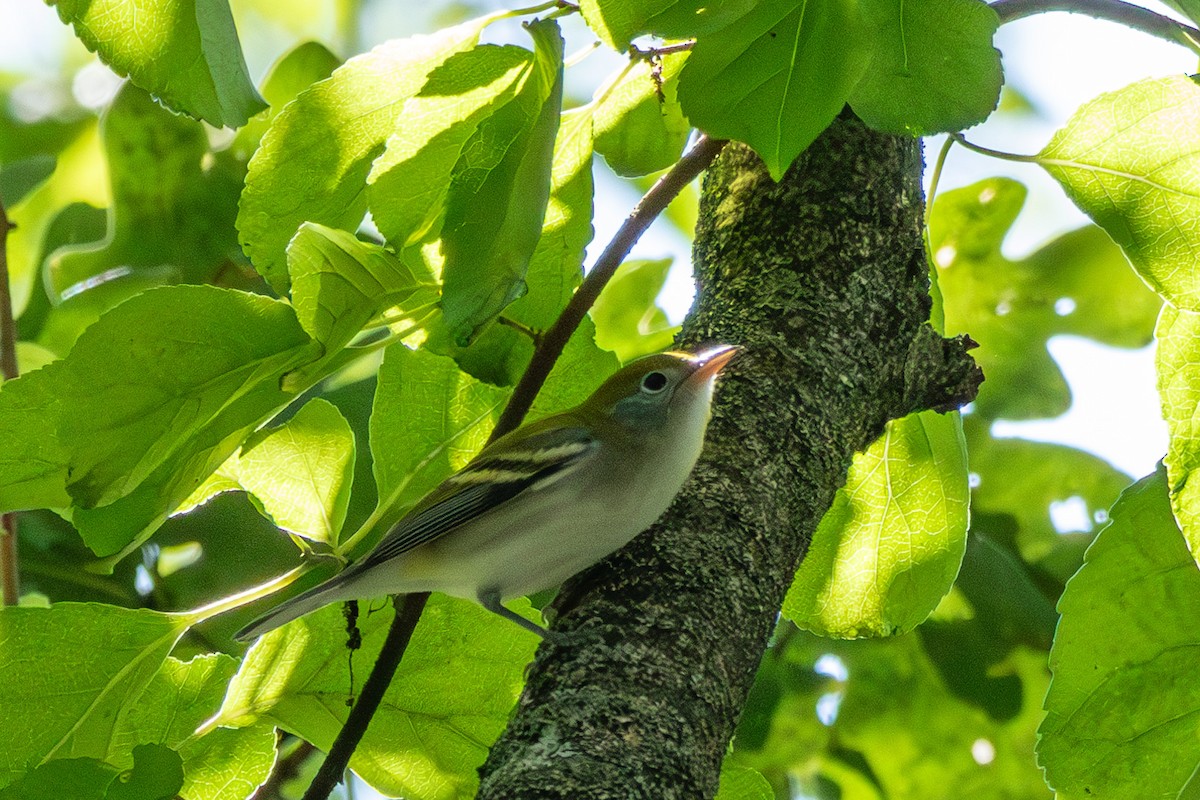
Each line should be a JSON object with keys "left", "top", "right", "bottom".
{"left": 1, "top": 199, "right": 19, "bottom": 606}
{"left": 302, "top": 592, "right": 428, "bottom": 800}
{"left": 490, "top": 134, "right": 728, "bottom": 442}
{"left": 992, "top": 0, "right": 1200, "bottom": 52}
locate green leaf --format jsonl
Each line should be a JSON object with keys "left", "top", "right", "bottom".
{"left": 504, "top": 105, "right": 595, "bottom": 332}
{"left": 237, "top": 14, "right": 496, "bottom": 292}
{"left": 735, "top": 629, "right": 1052, "bottom": 798}
{"left": 0, "top": 604, "right": 191, "bottom": 785}
{"left": 47, "top": 0, "right": 265, "bottom": 127}
{"left": 9, "top": 125, "right": 109, "bottom": 320}
{"left": 530, "top": 316, "right": 621, "bottom": 419}
{"left": 47, "top": 84, "right": 245, "bottom": 303}
{"left": 58, "top": 287, "right": 312, "bottom": 509}
{"left": 0, "top": 361, "right": 71, "bottom": 512}
{"left": 964, "top": 423, "right": 1131, "bottom": 563}
{"left": 1037, "top": 75, "right": 1200, "bottom": 309}
{"left": 848, "top": 0, "right": 1001, "bottom": 135}
{"left": 18, "top": 202, "right": 108, "bottom": 350}
{"left": 214, "top": 595, "right": 537, "bottom": 799}
{"left": 438, "top": 19, "right": 565, "bottom": 344}
{"left": 188, "top": 398, "right": 356, "bottom": 547}
{"left": 953, "top": 534, "right": 1059, "bottom": 652}
{"left": 1038, "top": 468, "right": 1200, "bottom": 797}
{"left": 1162, "top": 0, "right": 1200, "bottom": 25}
{"left": 929, "top": 178, "right": 1160, "bottom": 420}
{"left": 579, "top": 0, "right": 756, "bottom": 49}
{"left": 434, "top": 104, "right": 597, "bottom": 386}
{"left": 593, "top": 53, "right": 690, "bottom": 177}
{"left": 784, "top": 410, "right": 969, "bottom": 637}
{"left": 677, "top": 0, "right": 871, "bottom": 179}
{"left": 716, "top": 764, "right": 774, "bottom": 800}
{"left": 1156, "top": 304, "right": 1200, "bottom": 562}
{"left": 366, "top": 45, "right": 537, "bottom": 249}
{"left": 369, "top": 346, "right": 510, "bottom": 535}
{"left": 286, "top": 222, "right": 435, "bottom": 352}
{"left": 122, "top": 656, "right": 275, "bottom": 800}
{"left": 0, "top": 155, "right": 56, "bottom": 207}
{"left": 230, "top": 41, "right": 342, "bottom": 162}
{"left": 105, "top": 744, "right": 184, "bottom": 800}
{"left": 0, "top": 744, "right": 184, "bottom": 800}
{"left": 0, "top": 757, "right": 116, "bottom": 800}
{"left": 590, "top": 258, "right": 679, "bottom": 361}
{"left": 0, "top": 286, "right": 318, "bottom": 558}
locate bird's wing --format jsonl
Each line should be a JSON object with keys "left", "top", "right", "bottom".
{"left": 356, "top": 424, "right": 598, "bottom": 568}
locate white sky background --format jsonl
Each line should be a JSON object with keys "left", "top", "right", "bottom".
{"left": 0, "top": 1, "right": 1192, "bottom": 482}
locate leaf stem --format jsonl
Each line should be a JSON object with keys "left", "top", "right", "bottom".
{"left": 505, "top": 0, "right": 564, "bottom": 17}
{"left": 187, "top": 566, "right": 307, "bottom": 622}
{"left": 301, "top": 593, "right": 428, "bottom": 800}
{"left": 498, "top": 315, "right": 542, "bottom": 344}
{"left": 490, "top": 133, "right": 728, "bottom": 442}
{"left": 992, "top": 0, "right": 1200, "bottom": 54}
{"left": 925, "top": 135, "right": 956, "bottom": 230}
{"left": 948, "top": 132, "right": 1042, "bottom": 163}
{"left": 0, "top": 198, "right": 19, "bottom": 606}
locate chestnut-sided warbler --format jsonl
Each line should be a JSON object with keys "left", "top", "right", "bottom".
{"left": 235, "top": 344, "right": 739, "bottom": 640}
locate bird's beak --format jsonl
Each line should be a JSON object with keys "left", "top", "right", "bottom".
{"left": 687, "top": 344, "right": 740, "bottom": 384}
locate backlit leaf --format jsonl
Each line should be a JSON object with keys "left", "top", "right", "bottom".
{"left": 189, "top": 398, "right": 356, "bottom": 547}
{"left": 1038, "top": 75, "right": 1200, "bottom": 309}
{"left": 579, "top": 0, "right": 756, "bottom": 50}
{"left": 237, "top": 14, "right": 497, "bottom": 291}
{"left": 1156, "top": 304, "right": 1200, "bottom": 561}
{"left": 784, "top": 410, "right": 969, "bottom": 637}
{"left": 47, "top": 0, "right": 265, "bottom": 127}
{"left": 0, "top": 286, "right": 318, "bottom": 558}
{"left": 1038, "top": 468, "right": 1200, "bottom": 797}
{"left": 215, "top": 595, "right": 536, "bottom": 799}
{"left": 369, "top": 346, "right": 509, "bottom": 536}
{"left": 287, "top": 223, "right": 435, "bottom": 352}
{"left": 593, "top": 53, "right": 689, "bottom": 177}
{"left": 438, "top": 19, "right": 565, "bottom": 343}
{"left": 929, "top": 178, "right": 1160, "bottom": 420}
{"left": 849, "top": 0, "right": 1001, "bottom": 135}
{"left": 0, "top": 604, "right": 191, "bottom": 784}
{"left": 590, "top": 258, "right": 678, "bottom": 361}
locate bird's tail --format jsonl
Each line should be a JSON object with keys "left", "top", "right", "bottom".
{"left": 234, "top": 571, "right": 358, "bottom": 642}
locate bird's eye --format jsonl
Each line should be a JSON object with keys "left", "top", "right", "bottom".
{"left": 641, "top": 371, "right": 668, "bottom": 393}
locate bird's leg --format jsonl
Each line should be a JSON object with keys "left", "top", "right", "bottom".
{"left": 478, "top": 588, "right": 553, "bottom": 640}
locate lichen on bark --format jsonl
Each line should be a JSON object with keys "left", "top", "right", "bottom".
{"left": 475, "top": 112, "right": 980, "bottom": 799}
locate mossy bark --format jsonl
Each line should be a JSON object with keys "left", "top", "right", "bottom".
{"left": 476, "top": 113, "right": 980, "bottom": 799}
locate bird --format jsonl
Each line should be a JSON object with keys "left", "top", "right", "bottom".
{"left": 235, "top": 343, "right": 739, "bottom": 641}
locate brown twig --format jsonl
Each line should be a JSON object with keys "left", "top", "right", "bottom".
{"left": 0, "top": 199, "right": 19, "bottom": 606}
{"left": 630, "top": 41, "right": 695, "bottom": 60}
{"left": 490, "top": 134, "right": 727, "bottom": 442}
{"left": 302, "top": 593, "right": 428, "bottom": 800}
{"left": 991, "top": 0, "right": 1200, "bottom": 52}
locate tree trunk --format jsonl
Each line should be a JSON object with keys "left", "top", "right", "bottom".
{"left": 476, "top": 112, "right": 980, "bottom": 799}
